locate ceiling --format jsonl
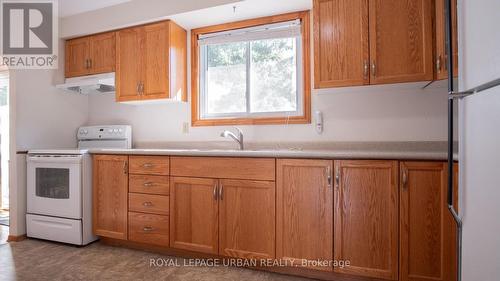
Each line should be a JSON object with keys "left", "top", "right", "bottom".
{"left": 59, "top": 0, "right": 132, "bottom": 18}
{"left": 170, "top": 0, "right": 311, "bottom": 29}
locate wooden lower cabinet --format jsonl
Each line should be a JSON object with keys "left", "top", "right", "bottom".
{"left": 400, "top": 162, "right": 457, "bottom": 281}
{"left": 219, "top": 179, "right": 275, "bottom": 259}
{"left": 276, "top": 159, "right": 334, "bottom": 271}
{"left": 92, "top": 155, "right": 129, "bottom": 240}
{"left": 334, "top": 160, "right": 398, "bottom": 280}
{"left": 128, "top": 212, "right": 169, "bottom": 246}
{"left": 169, "top": 177, "right": 219, "bottom": 254}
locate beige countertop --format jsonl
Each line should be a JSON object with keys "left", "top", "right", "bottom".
{"left": 88, "top": 141, "right": 459, "bottom": 161}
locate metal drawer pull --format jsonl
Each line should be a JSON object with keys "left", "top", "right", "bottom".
{"left": 143, "top": 163, "right": 154, "bottom": 168}
{"left": 143, "top": 226, "right": 154, "bottom": 232}
{"left": 142, "top": 202, "right": 153, "bottom": 207}
{"left": 143, "top": 182, "right": 154, "bottom": 187}
{"left": 219, "top": 183, "right": 223, "bottom": 200}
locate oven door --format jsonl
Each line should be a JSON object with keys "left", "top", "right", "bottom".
{"left": 27, "top": 155, "right": 82, "bottom": 219}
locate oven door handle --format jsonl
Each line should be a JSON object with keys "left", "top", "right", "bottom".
{"left": 27, "top": 155, "right": 83, "bottom": 164}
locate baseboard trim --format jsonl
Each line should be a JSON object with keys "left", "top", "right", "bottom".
{"left": 7, "top": 234, "right": 26, "bottom": 242}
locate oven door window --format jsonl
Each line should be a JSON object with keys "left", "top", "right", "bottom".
{"left": 35, "top": 168, "right": 70, "bottom": 199}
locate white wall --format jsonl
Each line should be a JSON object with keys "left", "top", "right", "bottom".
{"left": 459, "top": 0, "right": 500, "bottom": 280}
{"left": 88, "top": 82, "right": 450, "bottom": 145}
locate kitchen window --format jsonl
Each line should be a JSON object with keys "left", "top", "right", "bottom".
{"left": 191, "top": 12, "right": 311, "bottom": 126}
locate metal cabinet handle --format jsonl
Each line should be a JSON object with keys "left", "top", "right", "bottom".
{"left": 219, "top": 183, "right": 224, "bottom": 200}
{"left": 142, "top": 201, "right": 153, "bottom": 207}
{"left": 363, "top": 60, "right": 369, "bottom": 79}
{"left": 326, "top": 166, "right": 332, "bottom": 188}
{"left": 371, "top": 62, "right": 377, "bottom": 77}
{"left": 402, "top": 169, "right": 408, "bottom": 189}
{"left": 123, "top": 162, "right": 128, "bottom": 174}
{"left": 143, "top": 182, "right": 154, "bottom": 187}
{"left": 143, "top": 226, "right": 154, "bottom": 232}
{"left": 139, "top": 82, "right": 144, "bottom": 95}
{"left": 335, "top": 166, "right": 340, "bottom": 189}
{"left": 143, "top": 163, "right": 153, "bottom": 168}
{"left": 213, "top": 182, "right": 218, "bottom": 200}
{"left": 89, "top": 58, "right": 92, "bottom": 69}
{"left": 436, "top": 55, "right": 442, "bottom": 73}
{"left": 136, "top": 82, "right": 141, "bottom": 95}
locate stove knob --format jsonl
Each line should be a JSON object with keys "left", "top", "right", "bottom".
{"left": 113, "top": 129, "right": 118, "bottom": 133}
{"left": 108, "top": 129, "right": 113, "bottom": 133}
{"left": 118, "top": 128, "right": 123, "bottom": 133}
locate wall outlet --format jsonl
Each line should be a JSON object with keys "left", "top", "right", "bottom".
{"left": 182, "top": 122, "right": 189, "bottom": 134}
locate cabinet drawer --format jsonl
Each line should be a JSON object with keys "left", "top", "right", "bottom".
{"left": 128, "top": 212, "right": 169, "bottom": 246}
{"left": 129, "top": 175, "right": 169, "bottom": 195}
{"left": 129, "top": 193, "right": 169, "bottom": 215}
{"left": 171, "top": 157, "right": 275, "bottom": 181}
{"left": 129, "top": 156, "right": 169, "bottom": 175}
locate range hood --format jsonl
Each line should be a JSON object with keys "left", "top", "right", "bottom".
{"left": 56, "top": 72, "right": 115, "bottom": 94}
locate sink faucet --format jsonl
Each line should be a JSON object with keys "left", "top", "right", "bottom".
{"left": 220, "top": 127, "right": 244, "bottom": 150}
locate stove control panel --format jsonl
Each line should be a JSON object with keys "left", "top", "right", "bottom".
{"left": 77, "top": 125, "right": 132, "bottom": 141}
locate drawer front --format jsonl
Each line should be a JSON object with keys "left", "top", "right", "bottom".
{"left": 129, "top": 193, "right": 169, "bottom": 215}
{"left": 171, "top": 157, "right": 275, "bottom": 181}
{"left": 129, "top": 175, "right": 169, "bottom": 195}
{"left": 129, "top": 156, "right": 169, "bottom": 175}
{"left": 128, "top": 212, "right": 169, "bottom": 246}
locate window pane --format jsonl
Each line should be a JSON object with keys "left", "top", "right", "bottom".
{"left": 250, "top": 38, "right": 297, "bottom": 113}
{"left": 206, "top": 42, "right": 247, "bottom": 115}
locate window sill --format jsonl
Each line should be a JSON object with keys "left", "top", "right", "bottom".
{"left": 192, "top": 115, "right": 311, "bottom": 127}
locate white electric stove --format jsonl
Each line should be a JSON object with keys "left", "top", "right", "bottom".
{"left": 26, "top": 125, "right": 131, "bottom": 245}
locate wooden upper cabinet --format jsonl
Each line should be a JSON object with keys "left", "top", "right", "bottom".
{"left": 313, "top": 0, "right": 369, "bottom": 88}
{"left": 369, "top": 0, "right": 434, "bottom": 84}
{"left": 143, "top": 22, "right": 169, "bottom": 99}
{"left": 65, "top": 32, "right": 115, "bottom": 78}
{"left": 65, "top": 37, "right": 90, "bottom": 77}
{"left": 116, "top": 20, "right": 187, "bottom": 102}
{"left": 219, "top": 179, "right": 275, "bottom": 259}
{"left": 334, "top": 160, "right": 398, "bottom": 280}
{"left": 116, "top": 27, "right": 143, "bottom": 101}
{"left": 435, "top": 0, "right": 458, "bottom": 80}
{"left": 169, "top": 177, "right": 219, "bottom": 254}
{"left": 92, "top": 155, "right": 128, "bottom": 240}
{"left": 89, "top": 32, "right": 116, "bottom": 74}
{"left": 276, "top": 159, "right": 333, "bottom": 271}
{"left": 400, "top": 162, "right": 457, "bottom": 281}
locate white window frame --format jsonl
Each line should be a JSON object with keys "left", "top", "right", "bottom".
{"left": 198, "top": 20, "right": 304, "bottom": 120}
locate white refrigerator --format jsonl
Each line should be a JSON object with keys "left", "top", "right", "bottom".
{"left": 458, "top": 1, "right": 500, "bottom": 280}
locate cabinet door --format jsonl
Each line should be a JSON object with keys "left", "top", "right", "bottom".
{"left": 142, "top": 22, "right": 169, "bottom": 100}
{"left": 116, "top": 27, "right": 143, "bottom": 102}
{"left": 90, "top": 32, "right": 116, "bottom": 74}
{"left": 65, "top": 37, "right": 90, "bottom": 77}
{"left": 313, "top": 0, "right": 369, "bottom": 88}
{"left": 400, "top": 162, "right": 457, "bottom": 281}
{"left": 334, "top": 160, "right": 398, "bottom": 280}
{"left": 276, "top": 159, "right": 333, "bottom": 271}
{"left": 169, "top": 177, "right": 218, "bottom": 254}
{"left": 92, "top": 155, "right": 128, "bottom": 240}
{"left": 219, "top": 179, "right": 275, "bottom": 259}
{"left": 435, "top": 0, "right": 458, "bottom": 80}
{"left": 369, "top": 0, "right": 433, "bottom": 84}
